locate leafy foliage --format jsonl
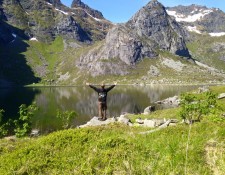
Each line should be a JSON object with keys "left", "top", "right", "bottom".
{"left": 179, "top": 91, "right": 219, "bottom": 122}
{"left": 0, "top": 104, "right": 38, "bottom": 138}
{"left": 14, "top": 104, "right": 38, "bottom": 138}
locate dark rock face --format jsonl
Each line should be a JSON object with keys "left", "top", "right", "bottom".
{"left": 3, "top": 0, "right": 91, "bottom": 42}
{"left": 127, "top": 0, "right": 190, "bottom": 57}
{"left": 78, "top": 0, "right": 191, "bottom": 76}
{"left": 102, "top": 25, "right": 158, "bottom": 65}
{"left": 71, "top": 0, "right": 104, "bottom": 19}
{"left": 0, "top": 0, "right": 110, "bottom": 43}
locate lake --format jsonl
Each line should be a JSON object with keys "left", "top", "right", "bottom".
{"left": 0, "top": 85, "right": 199, "bottom": 133}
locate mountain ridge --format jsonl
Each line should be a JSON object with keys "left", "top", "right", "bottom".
{"left": 166, "top": 4, "right": 225, "bottom": 35}
{"left": 0, "top": 0, "right": 225, "bottom": 86}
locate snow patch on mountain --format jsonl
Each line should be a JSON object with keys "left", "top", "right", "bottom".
{"left": 167, "top": 9, "right": 213, "bottom": 22}
{"left": 72, "top": 7, "right": 102, "bottom": 21}
{"left": 30, "top": 37, "right": 38, "bottom": 41}
{"left": 55, "top": 8, "right": 68, "bottom": 15}
{"left": 209, "top": 32, "right": 225, "bottom": 37}
{"left": 186, "top": 26, "right": 202, "bottom": 34}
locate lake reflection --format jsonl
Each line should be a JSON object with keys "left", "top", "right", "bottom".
{"left": 0, "top": 85, "right": 198, "bottom": 131}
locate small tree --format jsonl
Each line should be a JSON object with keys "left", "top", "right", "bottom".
{"left": 179, "top": 91, "right": 218, "bottom": 123}
{"left": 14, "top": 103, "right": 38, "bottom": 137}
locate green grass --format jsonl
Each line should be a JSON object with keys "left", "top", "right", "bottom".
{"left": 187, "top": 34, "right": 225, "bottom": 72}
{"left": 0, "top": 121, "right": 225, "bottom": 174}
{"left": 0, "top": 86, "right": 225, "bottom": 174}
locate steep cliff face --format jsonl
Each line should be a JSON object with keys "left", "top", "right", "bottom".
{"left": 127, "top": 0, "right": 190, "bottom": 57}
{"left": 77, "top": 0, "right": 191, "bottom": 76}
{"left": 1, "top": 0, "right": 91, "bottom": 42}
{"left": 0, "top": 0, "right": 111, "bottom": 43}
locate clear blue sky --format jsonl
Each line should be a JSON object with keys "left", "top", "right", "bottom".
{"left": 61, "top": 0, "right": 225, "bottom": 23}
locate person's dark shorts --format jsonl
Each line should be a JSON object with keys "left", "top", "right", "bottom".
{"left": 99, "top": 102, "right": 107, "bottom": 110}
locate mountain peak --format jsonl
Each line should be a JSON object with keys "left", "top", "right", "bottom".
{"left": 71, "top": 0, "right": 86, "bottom": 8}
{"left": 71, "top": 0, "right": 104, "bottom": 19}
{"left": 147, "top": 0, "right": 164, "bottom": 8}
{"left": 126, "top": 0, "right": 190, "bottom": 57}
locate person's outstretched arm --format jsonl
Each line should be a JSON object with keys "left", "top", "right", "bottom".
{"left": 105, "top": 82, "right": 117, "bottom": 92}
{"left": 86, "top": 82, "right": 100, "bottom": 92}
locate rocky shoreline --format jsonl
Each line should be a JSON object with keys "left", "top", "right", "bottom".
{"left": 78, "top": 89, "right": 225, "bottom": 133}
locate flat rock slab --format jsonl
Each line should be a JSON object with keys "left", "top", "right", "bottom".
{"left": 79, "top": 117, "right": 116, "bottom": 128}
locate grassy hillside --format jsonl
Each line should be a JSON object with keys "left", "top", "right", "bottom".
{"left": 2, "top": 34, "right": 225, "bottom": 86}
{"left": 25, "top": 39, "right": 225, "bottom": 85}
{"left": 0, "top": 86, "right": 225, "bottom": 174}
{"left": 187, "top": 33, "right": 225, "bottom": 72}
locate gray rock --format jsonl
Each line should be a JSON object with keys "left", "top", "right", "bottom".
{"left": 117, "top": 115, "right": 131, "bottom": 125}
{"left": 218, "top": 93, "right": 225, "bottom": 99}
{"left": 77, "top": 0, "right": 192, "bottom": 76}
{"left": 127, "top": 0, "right": 190, "bottom": 57}
{"left": 158, "top": 119, "right": 171, "bottom": 128}
{"left": 71, "top": 0, "right": 104, "bottom": 19}
{"left": 135, "top": 118, "right": 144, "bottom": 124}
{"left": 154, "top": 119, "right": 166, "bottom": 126}
{"left": 143, "top": 106, "right": 156, "bottom": 115}
{"left": 30, "top": 129, "right": 40, "bottom": 137}
{"left": 1, "top": 0, "right": 110, "bottom": 43}
{"left": 155, "top": 96, "right": 180, "bottom": 108}
{"left": 143, "top": 119, "right": 156, "bottom": 128}
{"left": 79, "top": 116, "right": 116, "bottom": 128}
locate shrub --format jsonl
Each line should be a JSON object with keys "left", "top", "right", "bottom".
{"left": 14, "top": 103, "right": 38, "bottom": 138}
{"left": 179, "top": 91, "right": 219, "bottom": 123}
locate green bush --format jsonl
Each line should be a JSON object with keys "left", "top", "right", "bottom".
{"left": 179, "top": 91, "right": 219, "bottom": 122}
{"left": 14, "top": 104, "right": 38, "bottom": 138}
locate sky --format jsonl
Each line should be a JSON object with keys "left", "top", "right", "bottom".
{"left": 61, "top": 0, "right": 225, "bottom": 23}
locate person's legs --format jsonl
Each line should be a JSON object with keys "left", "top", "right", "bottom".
{"left": 98, "top": 103, "right": 103, "bottom": 119}
{"left": 102, "top": 103, "right": 107, "bottom": 120}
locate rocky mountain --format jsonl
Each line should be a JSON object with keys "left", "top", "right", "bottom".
{"left": 71, "top": 0, "right": 104, "bottom": 19}
{"left": 77, "top": 0, "right": 191, "bottom": 76}
{"left": 0, "top": 0, "right": 112, "bottom": 86}
{"left": 166, "top": 5, "right": 225, "bottom": 36}
{"left": 1, "top": 0, "right": 225, "bottom": 86}
{"left": 0, "top": 0, "right": 111, "bottom": 44}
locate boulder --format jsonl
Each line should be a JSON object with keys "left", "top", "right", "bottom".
{"left": 155, "top": 96, "right": 180, "bottom": 108}
{"left": 30, "top": 129, "right": 40, "bottom": 137}
{"left": 143, "top": 106, "right": 156, "bottom": 115}
{"left": 154, "top": 119, "right": 166, "bottom": 126}
{"left": 135, "top": 118, "right": 144, "bottom": 124}
{"left": 218, "top": 93, "right": 225, "bottom": 99}
{"left": 79, "top": 116, "right": 116, "bottom": 128}
{"left": 143, "top": 119, "right": 156, "bottom": 128}
{"left": 117, "top": 115, "right": 131, "bottom": 125}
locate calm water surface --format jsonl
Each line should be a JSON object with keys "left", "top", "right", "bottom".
{"left": 0, "top": 85, "right": 199, "bottom": 132}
